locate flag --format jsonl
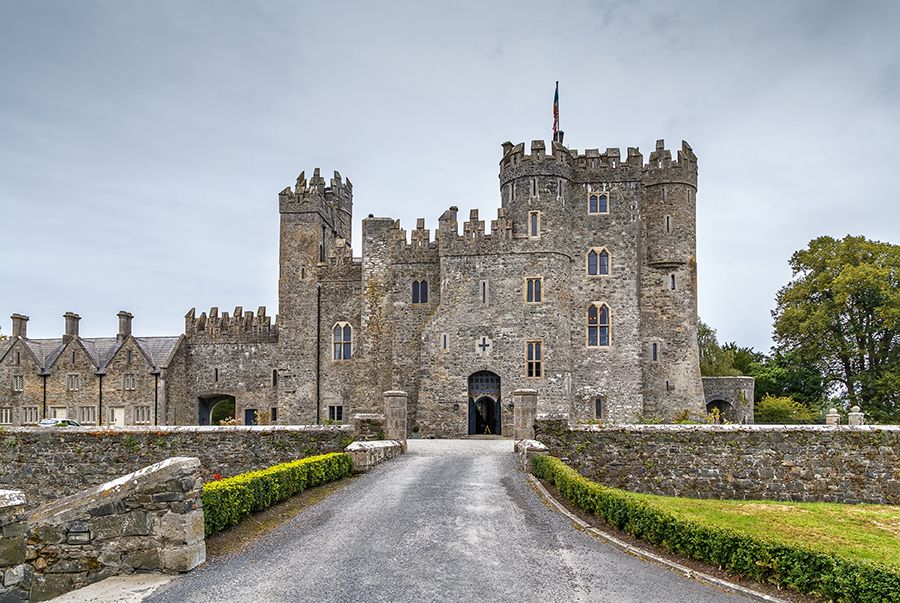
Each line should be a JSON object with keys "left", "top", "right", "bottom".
{"left": 552, "top": 81, "right": 559, "bottom": 139}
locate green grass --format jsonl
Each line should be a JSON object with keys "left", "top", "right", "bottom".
{"left": 630, "top": 492, "right": 900, "bottom": 570}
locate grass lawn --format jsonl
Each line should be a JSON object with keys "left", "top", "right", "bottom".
{"left": 630, "top": 491, "right": 900, "bottom": 570}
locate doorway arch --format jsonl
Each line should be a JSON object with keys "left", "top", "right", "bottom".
{"left": 198, "top": 395, "right": 236, "bottom": 426}
{"left": 706, "top": 399, "right": 734, "bottom": 424}
{"left": 468, "top": 371, "right": 501, "bottom": 435}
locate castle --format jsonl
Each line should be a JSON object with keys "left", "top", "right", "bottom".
{"left": 0, "top": 137, "right": 754, "bottom": 436}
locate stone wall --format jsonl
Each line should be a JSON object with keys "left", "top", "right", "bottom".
{"left": 1, "top": 457, "right": 203, "bottom": 602}
{"left": 534, "top": 419, "right": 900, "bottom": 504}
{"left": 0, "top": 425, "right": 352, "bottom": 509}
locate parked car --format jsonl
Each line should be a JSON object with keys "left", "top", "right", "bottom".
{"left": 38, "top": 418, "right": 81, "bottom": 428}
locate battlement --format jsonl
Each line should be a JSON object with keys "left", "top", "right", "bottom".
{"left": 184, "top": 306, "right": 277, "bottom": 343}
{"left": 279, "top": 168, "right": 353, "bottom": 216}
{"left": 499, "top": 138, "right": 696, "bottom": 185}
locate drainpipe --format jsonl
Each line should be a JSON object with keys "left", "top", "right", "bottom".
{"left": 154, "top": 373, "right": 159, "bottom": 426}
{"left": 98, "top": 374, "right": 103, "bottom": 426}
{"left": 316, "top": 283, "right": 322, "bottom": 425}
{"left": 42, "top": 374, "right": 47, "bottom": 419}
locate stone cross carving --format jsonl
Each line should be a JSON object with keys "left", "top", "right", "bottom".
{"left": 477, "top": 336, "right": 492, "bottom": 354}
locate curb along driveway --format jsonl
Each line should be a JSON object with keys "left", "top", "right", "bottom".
{"left": 148, "top": 439, "right": 755, "bottom": 602}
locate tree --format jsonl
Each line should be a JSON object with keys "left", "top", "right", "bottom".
{"left": 698, "top": 320, "right": 741, "bottom": 376}
{"left": 773, "top": 235, "right": 900, "bottom": 423}
{"left": 755, "top": 395, "right": 817, "bottom": 424}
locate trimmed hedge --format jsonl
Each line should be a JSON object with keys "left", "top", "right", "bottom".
{"left": 202, "top": 452, "right": 353, "bottom": 537}
{"left": 532, "top": 455, "right": 900, "bottom": 602}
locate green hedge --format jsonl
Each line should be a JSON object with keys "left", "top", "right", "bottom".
{"left": 532, "top": 455, "right": 900, "bottom": 602}
{"left": 202, "top": 452, "right": 353, "bottom": 537}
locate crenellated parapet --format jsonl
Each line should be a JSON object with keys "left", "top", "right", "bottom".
{"left": 498, "top": 138, "right": 696, "bottom": 188}
{"left": 642, "top": 139, "right": 698, "bottom": 188}
{"left": 278, "top": 168, "right": 353, "bottom": 219}
{"left": 184, "top": 306, "right": 277, "bottom": 343}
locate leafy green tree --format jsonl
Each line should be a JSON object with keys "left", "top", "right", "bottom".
{"left": 748, "top": 351, "right": 825, "bottom": 406}
{"left": 773, "top": 235, "right": 900, "bottom": 423}
{"left": 755, "top": 395, "right": 818, "bottom": 424}
{"left": 698, "top": 320, "right": 741, "bottom": 376}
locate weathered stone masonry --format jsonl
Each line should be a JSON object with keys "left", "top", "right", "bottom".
{"left": 535, "top": 419, "right": 900, "bottom": 504}
{"left": 2, "top": 136, "right": 751, "bottom": 435}
{"left": 0, "top": 425, "right": 351, "bottom": 510}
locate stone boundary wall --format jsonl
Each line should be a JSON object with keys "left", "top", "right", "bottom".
{"left": 1, "top": 457, "right": 203, "bottom": 602}
{"left": 0, "top": 425, "right": 353, "bottom": 509}
{"left": 345, "top": 440, "right": 404, "bottom": 473}
{"left": 534, "top": 419, "right": 900, "bottom": 504}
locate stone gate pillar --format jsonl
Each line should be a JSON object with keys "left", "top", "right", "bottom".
{"left": 383, "top": 390, "right": 408, "bottom": 448}
{"left": 512, "top": 389, "right": 538, "bottom": 440}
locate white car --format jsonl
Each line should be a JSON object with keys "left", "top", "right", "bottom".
{"left": 38, "top": 418, "right": 81, "bottom": 428}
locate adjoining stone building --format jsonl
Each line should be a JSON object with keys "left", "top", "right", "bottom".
{"left": 0, "top": 137, "right": 753, "bottom": 435}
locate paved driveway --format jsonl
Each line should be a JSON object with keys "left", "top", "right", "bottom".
{"left": 148, "top": 439, "right": 754, "bottom": 603}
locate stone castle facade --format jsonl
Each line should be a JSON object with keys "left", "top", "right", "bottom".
{"left": 0, "top": 137, "right": 753, "bottom": 436}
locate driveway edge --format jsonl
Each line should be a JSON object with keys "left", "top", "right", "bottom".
{"left": 527, "top": 475, "right": 787, "bottom": 603}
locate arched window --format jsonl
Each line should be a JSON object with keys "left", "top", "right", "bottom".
{"left": 588, "top": 192, "right": 609, "bottom": 214}
{"left": 333, "top": 322, "right": 352, "bottom": 360}
{"left": 587, "top": 248, "right": 610, "bottom": 276}
{"left": 412, "top": 280, "right": 429, "bottom": 304}
{"left": 587, "top": 303, "right": 610, "bottom": 347}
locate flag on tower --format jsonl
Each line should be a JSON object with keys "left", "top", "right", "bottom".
{"left": 552, "top": 81, "right": 560, "bottom": 140}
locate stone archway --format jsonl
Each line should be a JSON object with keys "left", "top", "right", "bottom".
{"left": 468, "top": 371, "right": 501, "bottom": 435}
{"left": 706, "top": 399, "right": 734, "bottom": 424}
{"left": 198, "top": 395, "right": 236, "bottom": 426}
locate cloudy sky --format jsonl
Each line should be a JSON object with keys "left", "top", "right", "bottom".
{"left": 1, "top": 0, "right": 898, "bottom": 351}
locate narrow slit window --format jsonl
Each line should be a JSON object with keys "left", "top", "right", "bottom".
{"left": 441, "top": 333, "right": 449, "bottom": 350}
{"left": 214, "top": 368, "right": 219, "bottom": 382}
{"left": 526, "top": 341, "right": 543, "bottom": 378}
{"left": 480, "top": 280, "right": 488, "bottom": 305}
{"left": 665, "top": 216, "right": 672, "bottom": 233}
{"left": 531, "top": 177, "right": 537, "bottom": 197}
{"left": 594, "top": 396, "right": 607, "bottom": 420}
{"left": 272, "top": 369, "right": 278, "bottom": 387}
{"left": 652, "top": 342, "right": 659, "bottom": 362}
{"left": 529, "top": 211, "right": 540, "bottom": 238}
{"left": 669, "top": 274, "right": 676, "bottom": 290}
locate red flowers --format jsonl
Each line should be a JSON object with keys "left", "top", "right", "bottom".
{"left": 213, "top": 473, "right": 222, "bottom": 480}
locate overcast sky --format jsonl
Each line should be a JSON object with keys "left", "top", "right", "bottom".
{"left": 1, "top": 0, "right": 898, "bottom": 351}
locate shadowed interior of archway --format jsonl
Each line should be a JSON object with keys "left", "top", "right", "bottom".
{"left": 468, "top": 371, "right": 501, "bottom": 435}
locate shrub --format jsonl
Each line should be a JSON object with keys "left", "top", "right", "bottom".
{"left": 755, "top": 395, "right": 817, "bottom": 424}
{"left": 532, "top": 455, "right": 900, "bottom": 602}
{"left": 201, "top": 452, "right": 353, "bottom": 537}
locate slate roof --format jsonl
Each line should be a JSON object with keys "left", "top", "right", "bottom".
{"left": 4, "top": 335, "right": 182, "bottom": 373}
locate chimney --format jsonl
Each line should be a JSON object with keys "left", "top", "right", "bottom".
{"left": 63, "top": 312, "right": 81, "bottom": 342}
{"left": 117, "top": 311, "right": 133, "bottom": 342}
{"left": 11, "top": 314, "right": 28, "bottom": 339}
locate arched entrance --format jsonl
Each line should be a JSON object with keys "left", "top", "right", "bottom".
{"left": 198, "top": 395, "right": 236, "bottom": 426}
{"left": 468, "top": 371, "right": 501, "bottom": 435}
{"left": 706, "top": 399, "right": 734, "bottom": 424}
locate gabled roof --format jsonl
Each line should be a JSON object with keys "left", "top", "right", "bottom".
{"left": 134, "top": 336, "right": 183, "bottom": 369}
{"left": 79, "top": 337, "right": 120, "bottom": 370}
{"left": 23, "top": 338, "right": 66, "bottom": 369}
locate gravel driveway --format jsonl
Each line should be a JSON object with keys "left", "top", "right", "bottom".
{"left": 147, "top": 439, "right": 754, "bottom": 602}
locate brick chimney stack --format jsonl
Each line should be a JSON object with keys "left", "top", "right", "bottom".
{"left": 117, "top": 311, "right": 133, "bottom": 342}
{"left": 63, "top": 312, "right": 81, "bottom": 342}
{"left": 10, "top": 314, "right": 28, "bottom": 339}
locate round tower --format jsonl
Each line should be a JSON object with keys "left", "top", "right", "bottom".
{"left": 640, "top": 140, "right": 705, "bottom": 420}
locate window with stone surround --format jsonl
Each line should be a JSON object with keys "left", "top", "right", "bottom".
{"left": 123, "top": 373, "right": 137, "bottom": 391}
{"left": 526, "top": 341, "right": 543, "bottom": 378}
{"left": 12, "top": 374, "right": 24, "bottom": 392}
{"left": 529, "top": 211, "right": 541, "bottom": 238}
{"left": 79, "top": 406, "right": 97, "bottom": 424}
{"left": 15, "top": 351, "right": 20, "bottom": 366}
{"left": 0, "top": 407, "right": 11, "bottom": 425}
{"left": 333, "top": 322, "right": 353, "bottom": 360}
{"left": 412, "top": 280, "right": 429, "bottom": 304}
{"left": 49, "top": 406, "right": 67, "bottom": 419}
{"left": 594, "top": 396, "right": 607, "bottom": 420}
{"left": 525, "top": 277, "right": 542, "bottom": 303}
{"left": 587, "top": 248, "right": 610, "bottom": 276}
{"left": 587, "top": 303, "right": 611, "bottom": 347}
{"left": 328, "top": 405, "right": 344, "bottom": 422}
{"left": 66, "top": 373, "right": 81, "bottom": 391}
{"left": 589, "top": 191, "right": 609, "bottom": 214}
{"left": 134, "top": 406, "right": 152, "bottom": 424}
{"left": 22, "top": 407, "right": 39, "bottom": 424}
